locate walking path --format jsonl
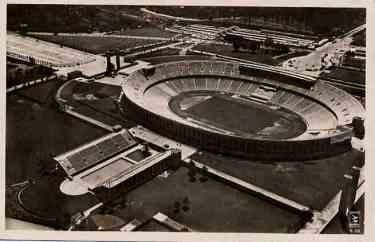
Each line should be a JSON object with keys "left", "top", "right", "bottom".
{"left": 124, "top": 41, "right": 182, "bottom": 58}
{"left": 29, "top": 32, "right": 171, "bottom": 41}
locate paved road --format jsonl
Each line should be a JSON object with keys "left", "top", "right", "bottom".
{"left": 177, "top": 40, "right": 205, "bottom": 56}
{"left": 124, "top": 41, "right": 183, "bottom": 58}
{"left": 29, "top": 32, "right": 171, "bottom": 41}
{"left": 281, "top": 24, "right": 366, "bottom": 77}
{"left": 172, "top": 25, "right": 235, "bottom": 55}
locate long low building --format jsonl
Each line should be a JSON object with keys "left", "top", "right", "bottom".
{"left": 167, "top": 24, "right": 316, "bottom": 47}
{"left": 7, "top": 32, "right": 131, "bottom": 78}
{"left": 7, "top": 33, "right": 97, "bottom": 68}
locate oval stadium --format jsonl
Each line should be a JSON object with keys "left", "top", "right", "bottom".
{"left": 121, "top": 60, "right": 364, "bottom": 160}
{"left": 6, "top": 5, "right": 366, "bottom": 233}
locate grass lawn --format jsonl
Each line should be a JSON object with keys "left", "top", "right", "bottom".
{"left": 193, "top": 43, "right": 278, "bottom": 65}
{"left": 176, "top": 93, "right": 305, "bottom": 139}
{"left": 190, "top": 148, "right": 359, "bottom": 210}
{"left": 30, "top": 35, "right": 163, "bottom": 54}
{"left": 113, "top": 166, "right": 302, "bottom": 232}
{"left": 6, "top": 92, "right": 108, "bottom": 185}
{"left": 64, "top": 81, "right": 136, "bottom": 128}
{"left": 16, "top": 79, "right": 60, "bottom": 104}
{"left": 320, "top": 67, "right": 365, "bottom": 85}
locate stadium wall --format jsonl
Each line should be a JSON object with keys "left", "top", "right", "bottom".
{"left": 122, "top": 95, "right": 353, "bottom": 161}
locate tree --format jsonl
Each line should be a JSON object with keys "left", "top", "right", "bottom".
{"left": 248, "top": 41, "right": 260, "bottom": 53}
{"left": 7, "top": 72, "right": 15, "bottom": 84}
{"left": 15, "top": 68, "right": 23, "bottom": 85}
{"left": 182, "top": 204, "right": 190, "bottom": 212}
{"left": 174, "top": 201, "right": 181, "bottom": 208}
{"left": 173, "top": 201, "right": 181, "bottom": 214}
{"left": 345, "top": 50, "right": 355, "bottom": 58}
{"left": 189, "top": 161, "right": 197, "bottom": 170}
{"left": 188, "top": 170, "right": 196, "bottom": 182}
{"left": 19, "top": 23, "right": 28, "bottom": 35}
{"left": 199, "top": 166, "right": 209, "bottom": 183}
{"left": 264, "top": 37, "right": 274, "bottom": 47}
{"left": 25, "top": 69, "right": 34, "bottom": 81}
{"left": 232, "top": 40, "right": 240, "bottom": 52}
{"left": 183, "top": 197, "right": 190, "bottom": 205}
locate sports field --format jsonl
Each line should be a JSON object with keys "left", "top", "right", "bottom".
{"left": 31, "top": 35, "right": 163, "bottom": 54}
{"left": 171, "top": 93, "right": 306, "bottom": 139}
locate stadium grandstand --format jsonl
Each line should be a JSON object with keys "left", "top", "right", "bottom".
{"left": 167, "top": 24, "right": 227, "bottom": 40}
{"left": 55, "top": 129, "right": 181, "bottom": 195}
{"left": 167, "top": 24, "right": 317, "bottom": 48}
{"left": 6, "top": 5, "right": 366, "bottom": 234}
{"left": 225, "top": 27, "right": 316, "bottom": 48}
{"left": 7, "top": 33, "right": 97, "bottom": 68}
{"left": 121, "top": 60, "right": 364, "bottom": 160}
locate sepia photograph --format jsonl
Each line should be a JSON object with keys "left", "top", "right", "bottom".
{"left": 4, "top": 3, "right": 367, "bottom": 236}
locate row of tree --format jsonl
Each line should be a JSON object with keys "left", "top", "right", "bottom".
{"left": 7, "top": 63, "right": 54, "bottom": 85}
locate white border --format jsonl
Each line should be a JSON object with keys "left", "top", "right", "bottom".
{"left": 1, "top": 1, "right": 374, "bottom": 242}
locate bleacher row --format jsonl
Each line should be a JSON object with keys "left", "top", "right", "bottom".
{"left": 125, "top": 61, "right": 364, "bottom": 138}
{"left": 55, "top": 131, "right": 137, "bottom": 176}
{"left": 7, "top": 33, "right": 96, "bottom": 67}
{"left": 307, "top": 81, "right": 364, "bottom": 125}
{"left": 145, "top": 76, "right": 337, "bottom": 132}
{"left": 167, "top": 24, "right": 225, "bottom": 40}
{"left": 226, "top": 27, "right": 315, "bottom": 48}
{"left": 166, "top": 23, "right": 315, "bottom": 47}
{"left": 144, "top": 61, "right": 240, "bottom": 86}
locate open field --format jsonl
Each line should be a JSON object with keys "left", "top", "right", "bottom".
{"left": 60, "top": 81, "right": 137, "bottom": 128}
{"left": 30, "top": 35, "right": 162, "bottom": 54}
{"left": 113, "top": 166, "right": 303, "bottom": 232}
{"left": 16, "top": 79, "right": 60, "bottom": 104}
{"left": 320, "top": 67, "right": 365, "bottom": 85}
{"left": 6, "top": 89, "right": 108, "bottom": 185}
{"left": 193, "top": 43, "right": 278, "bottom": 65}
{"left": 190, "top": 149, "right": 358, "bottom": 210}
